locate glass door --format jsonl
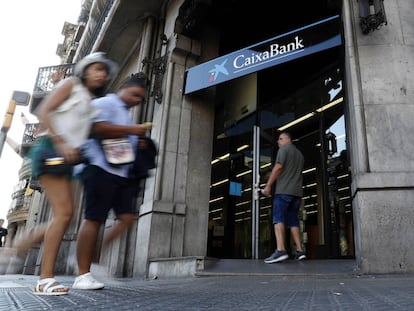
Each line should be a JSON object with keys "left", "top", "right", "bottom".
{"left": 252, "top": 125, "right": 275, "bottom": 259}
{"left": 208, "top": 118, "right": 254, "bottom": 259}
{"left": 207, "top": 107, "right": 355, "bottom": 260}
{"left": 207, "top": 121, "right": 273, "bottom": 259}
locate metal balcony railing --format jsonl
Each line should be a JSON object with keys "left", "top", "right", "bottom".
{"left": 29, "top": 63, "right": 75, "bottom": 114}
{"left": 12, "top": 189, "right": 26, "bottom": 200}
{"left": 33, "top": 63, "right": 75, "bottom": 93}
{"left": 22, "top": 123, "right": 41, "bottom": 145}
{"left": 20, "top": 123, "right": 42, "bottom": 157}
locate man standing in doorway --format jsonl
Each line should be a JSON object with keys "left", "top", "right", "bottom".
{"left": 262, "top": 131, "right": 306, "bottom": 263}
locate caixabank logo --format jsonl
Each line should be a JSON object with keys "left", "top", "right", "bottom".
{"left": 232, "top": 36, "right": 304, "bottom": 72}
{"left": 208, "top": 59, "right": 229, "bottom": 83}
{"left": 207, "top": 36, "right": 304, "bottom": 84}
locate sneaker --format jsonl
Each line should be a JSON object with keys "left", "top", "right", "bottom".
{"left": 264, "top": 250, "right": 289, "bottom": 264}
{"left": 72, "top": 272, "right": 105, "bottom": 290}
{"left": 294, "top": 250, "right": 306, "bottom": 261}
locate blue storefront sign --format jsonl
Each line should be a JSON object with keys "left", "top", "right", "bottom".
{"left": 184, "top": 15, "right": 342, "bottom": 95}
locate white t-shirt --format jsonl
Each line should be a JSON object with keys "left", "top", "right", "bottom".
{"left": 48, "top": 77, "right": 97, "bottom": 148}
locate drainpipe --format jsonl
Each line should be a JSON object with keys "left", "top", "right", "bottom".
{"left": 140, "top": 16, "right": 156, "bottom": 123}
{"left": 124, "top": 15, "right": 157, "bottom": 124}
{"left": 154, "top": 57, "right": 173, "bottom": 201}
{"left": 153, "top": 3, "right": 171, "bottom": 201}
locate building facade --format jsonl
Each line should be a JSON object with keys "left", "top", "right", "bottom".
{"left": 8, "top": 0, "right": 414, "bottom": 277}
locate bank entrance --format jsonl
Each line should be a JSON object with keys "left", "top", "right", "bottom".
{"left": 207, "top": 49, "right": 354, "bottom": 260}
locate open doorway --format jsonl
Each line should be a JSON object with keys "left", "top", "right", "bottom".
{"left": 207, "top": 51, "right": 354, "bottom": 260}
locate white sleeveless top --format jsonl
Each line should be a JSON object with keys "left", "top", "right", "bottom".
{"left": 48, "top": 77, "right": 97, "bottom": 148}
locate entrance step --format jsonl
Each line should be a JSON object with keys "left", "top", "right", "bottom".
{"left": 195, "top": 259, "right": 359, "bottom": 277}
{"left": 148, "top": 256, "right": 218, "bottom": 279}
{"left": 148, "top": 257, "right": 358, "bottom": 278}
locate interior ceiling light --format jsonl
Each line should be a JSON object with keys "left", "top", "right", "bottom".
{"left": 302, "top": 167, "right": 316, "bottom": 174}
{"left": 210, "top": 179, "right": 229, "bottom": 188}
{"left": 303, "top": 182, "right": 317, "bottom": 188}
{"left": 211, "top": 158, "right": 220, "bottom": 165}
{"left": 219, "top": 153, "right": 230, "bottom": 160}
{"left": 236, "top": 201, "right": 251, "bottom": 207}
{"left": 316, "top": 97, "right": 343, "bottom": 112}
{"left": 260, "top": 162, "right": 271, "bottom": 169}
{"left": 209, "top": 196, "right": 224, "bottom": 203}
{"left": 236, "top": 169, "right": 252, "bottom": 177}
{"left": 337, "top": 174, "right": 349, "bottom": 179}
{"left": 209, "top": 208, "right": 223, "bottom": 213}
{"left": 278, "top": 97, "right": 343, "bottom": 131}
{"left": 278, "top": 112, "right": 315, "bottom": 131}
{"left": 237, "top": 144, "right": 249, "bottom": 152}
{"left": 211, "top": 152, "right": 230, "bottom": 165}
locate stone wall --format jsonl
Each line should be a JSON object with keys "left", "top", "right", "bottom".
{"left": 344, "top": 0, "right": 414, "bottom": 273}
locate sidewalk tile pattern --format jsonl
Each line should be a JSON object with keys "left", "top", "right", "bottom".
{"left": 1, "top": 274, "right": 414, "bottom": 310}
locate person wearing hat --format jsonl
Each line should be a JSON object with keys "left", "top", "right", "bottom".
{"left": 20, "top": 52, "right": 117, "bottom": 295}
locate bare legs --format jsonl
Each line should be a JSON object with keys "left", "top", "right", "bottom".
{"left": 102, "top": 214, "right": 136, "bottom": 245}
{"left": 15, "top": 175, "right": 75, "bottom": 294}
{"left": 275, "top": 223, "right": 286, "bottom": 251}
{"left": 273, "top": 223, "right": 303, "bottom": 252}
{"left": 76, "top": 219, "right": 101, "bottom": 276}
{"left": 76, "top": 213, "right": 136, "bottom": 276}
{"left": 290, "top": 226, "right": 304, "bottom": 252}
{"left": 13, "top": 223, "right": 48, "bottom": 258}
{"left": 38, "top": 175, "right": 74, "bottom": 280}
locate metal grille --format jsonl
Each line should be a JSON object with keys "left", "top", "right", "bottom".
{"left": 33, "top": 63, "right": 74, "bottom": 93}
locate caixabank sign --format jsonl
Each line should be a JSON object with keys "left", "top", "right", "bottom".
{"left": 184, "top": 15, "right": 342, "bottom": 95}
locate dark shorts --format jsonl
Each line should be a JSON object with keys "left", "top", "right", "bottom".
{"left": 28, "top": 136, "right": 73, "bottom": 178}
{"left": 81, "top": 165, "right": 137, "bottom": 222}
{"left": 273, "top": 194, "right": 302, "bottom": 227}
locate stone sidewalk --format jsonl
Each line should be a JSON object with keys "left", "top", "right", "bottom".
{"left": 1, "top": 272, "right": 414, "bottom": 310}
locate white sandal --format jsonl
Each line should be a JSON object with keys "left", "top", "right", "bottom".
{"left": 33, "top": 278, "right": 69, "bottom": 296}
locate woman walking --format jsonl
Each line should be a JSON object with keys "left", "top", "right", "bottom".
{"left": 27, "top": 52, "right": 117, "bottom": 295}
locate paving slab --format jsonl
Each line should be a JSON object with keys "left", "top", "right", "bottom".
{"left": 1, "top": 272, "right": 414, "bottom": 310}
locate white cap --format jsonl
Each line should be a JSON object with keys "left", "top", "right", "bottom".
{"left": 74, "top": 52, "right": 118, "bottom": 79}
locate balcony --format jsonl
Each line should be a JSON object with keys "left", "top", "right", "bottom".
{"left": 7, "top": 203, "right": 30, "bottom": 224}
{"left": 7, "top": 189, "right": 26, "bottom": 224}
{"left": 8, "top": 182, "right": 37, "bottom": 224}
{"left": 12, "top": 189, "right": 26, "bottom": 201}
{"left": 20, "top": 123, "right": 41, "bottom": 157}
{"left": 29, "top": 63, "right": 74, "bottom": 114}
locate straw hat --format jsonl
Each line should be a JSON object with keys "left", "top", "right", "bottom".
{"left": 74, "top": 52, "right": 118, "bottom": 79}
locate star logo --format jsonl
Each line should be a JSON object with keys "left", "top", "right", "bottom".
{"left": 328, "top": 80, "right": 343, "bottom": 101}
{"left": 208, "top": 59, "right": 229, "bottom": 83}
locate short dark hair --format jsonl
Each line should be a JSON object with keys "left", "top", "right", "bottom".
{"left": 120, "top": 72, "right": 148, "bottom": 89}
{"left": 279, "top": 131, "right": 292, "bottom": 140}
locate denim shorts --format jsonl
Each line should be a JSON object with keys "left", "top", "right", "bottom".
{"left": 81, "top": 165, "right": 138, "bottom": 222}
{"left": 29, "top": 136, "right": 73, "bottom": 178}
{"left": 272, "top": 194, "right": 302, "bottom": 227}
